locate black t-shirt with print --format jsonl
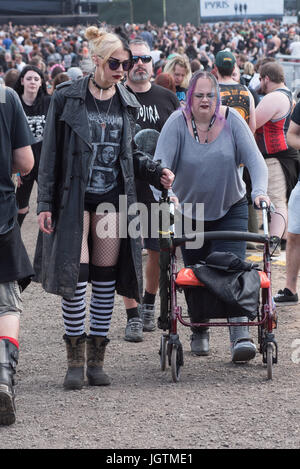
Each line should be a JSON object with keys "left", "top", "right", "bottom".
{"left": 85, "top": 88, "right": 124, "bottom": 209}
{"left": 21, "top": 93, "right": 51, "bottom": 164}
{"left": 219, "top": 83, "right": 250, "bottom": 124}
{"left": 133, "top": 83, "right": 179, "bottom": 132}
{"left": 129, "top": 83, "right": 180, "bottom": 203}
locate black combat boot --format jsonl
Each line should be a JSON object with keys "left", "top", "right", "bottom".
{"left": 63, "top": 334, "right": 86, "bottom": 390}
{"left": 86, "top": 335, "right": 111, "bottom": 386}
{"left": 0, "top": 339, "right": 19, "bottom": 425}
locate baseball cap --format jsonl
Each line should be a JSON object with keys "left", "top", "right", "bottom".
{"left": 67, "top": 67, "right": 83, "bottom": 80}
{"left": 215, "top": 50, "right": 236, "bottom": 71}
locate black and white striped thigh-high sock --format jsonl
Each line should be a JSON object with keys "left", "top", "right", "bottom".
{"left": 89, "top": 265, "right": 117, "bottom": 337}
{"left": 62, "top": 264, "right": 89, "bottom": 337}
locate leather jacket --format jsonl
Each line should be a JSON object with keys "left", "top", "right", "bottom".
{"left": 34, "top": 76, "right": 164, "bottom": 301}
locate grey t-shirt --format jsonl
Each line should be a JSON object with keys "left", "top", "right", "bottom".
{"left": 152, "top": 107, "right": 268, "bottom": 221}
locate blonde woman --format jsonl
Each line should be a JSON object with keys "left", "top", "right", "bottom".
{"left": 241, "top": 61, "right": 255, "bottom": 87}
{"left": 163, "top": 55, "right": 192, "bottom": 104}
{"left": 34, "top": 26, "right": 174, "bottom": 390}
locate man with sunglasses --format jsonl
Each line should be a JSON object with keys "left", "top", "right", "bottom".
{"left": 123, "top": 39, "right": 180, "bottom": 342}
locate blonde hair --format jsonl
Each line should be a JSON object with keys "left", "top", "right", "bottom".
{"left": 243, "top": 61, "right": 254, "bottom": 76}
{"left": 163, "top": 55, "right": 192, "bottom": 89}
{"left": 85, "top": 26, "right": 124, "bottom": 62}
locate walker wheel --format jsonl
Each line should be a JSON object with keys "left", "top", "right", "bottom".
{"left": 267, "top": 343, "right": 274, "bottom": 380}
{"left": 171, "top": 345, "right": 182, "bottom": 383}
{"left": 159, "top": 335, "right": 167, "bottom": 371}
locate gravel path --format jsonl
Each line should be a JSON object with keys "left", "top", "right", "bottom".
{"left": 1, "top": 192, "right": 300, "bottom": 450}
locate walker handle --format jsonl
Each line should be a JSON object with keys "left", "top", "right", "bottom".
{"left": 161, "top": 188, "right": 169, "bottom": 200}
{"left": 172, "top": 231, "right": 268, "bottom": 248}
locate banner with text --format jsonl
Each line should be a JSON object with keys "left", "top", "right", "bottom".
{"left": 199, "top": 0, "right": 284, "bottom": 19}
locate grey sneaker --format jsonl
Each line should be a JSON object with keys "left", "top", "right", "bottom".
{"left": 231, "top": 339, "right": 257, "bottom": 363}
{"left": 190, "top": 329, "right": 210, "bottom": 356}
{"left": 139, "top": 304, "right": 156, "bottom": 332}
{"left": 124, "top": 318, "right": 143, "bottom": 342}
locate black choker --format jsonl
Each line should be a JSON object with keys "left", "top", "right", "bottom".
{"left": 91, "top": 77, "right": 113, "bottom": 91}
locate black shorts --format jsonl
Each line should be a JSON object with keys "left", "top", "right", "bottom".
{"left": 84, "top": 186, "right": 122, "bottom": 213}
{"left": 0, "top": 222, "right": 34, "bottom": 291}
{"left": 140, "top": 199, "right": 160, "bottom": 252}
{"left": 84, "top": 199, "right": 121, "bottom": 213}
{"left": 143, "top": 236, "right": 160, "bottom": 252}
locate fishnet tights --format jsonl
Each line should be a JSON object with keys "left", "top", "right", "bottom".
{"left": 80, "top": 211, "right": 121, "bottom": 266}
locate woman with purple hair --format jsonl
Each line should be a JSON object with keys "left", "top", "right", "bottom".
{"left": 153, "top": 71, "right": 270, "bottom": 362}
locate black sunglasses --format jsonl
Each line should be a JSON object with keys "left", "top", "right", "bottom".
{"left": 132, "top": 55, "right": 152, "bottom": 64}
{"left": 100, "top": 56, "right": 132, "bottom": 72}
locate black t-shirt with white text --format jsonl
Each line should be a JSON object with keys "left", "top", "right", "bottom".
{"left": 133, "top": 83, "right": 179, "bottom": 133}
{"left": 129, "top": 83, "right": 180, "bottom": 202}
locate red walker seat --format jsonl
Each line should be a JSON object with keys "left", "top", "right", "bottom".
{"left": 175, "top": 268, "right": 204, "bottom": 287}
{"left": 175, "top": 267, "right": 270, "bottom": 288}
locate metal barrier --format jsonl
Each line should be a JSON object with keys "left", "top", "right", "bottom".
{"left": 276, "top": 54, "right": 300, "bottom": 93}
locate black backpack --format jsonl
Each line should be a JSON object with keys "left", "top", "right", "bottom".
{"left": 185, "top": 252, "right": 261, "bottom": 321}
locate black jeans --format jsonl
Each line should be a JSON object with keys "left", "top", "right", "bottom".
{"left": 180, "top": 197, "right": 248, "bottom": 328}
{"left": 181, "top": 197, "right": 248, "bottom": 266}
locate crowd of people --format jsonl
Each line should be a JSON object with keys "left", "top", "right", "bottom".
{"left": 1, "top": 17, "right": 300, "bottom": 426}
{"left": 1, "top": 19, "right": 300, "bottom": 86}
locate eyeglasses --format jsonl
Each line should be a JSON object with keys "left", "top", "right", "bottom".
{"left": 100, "top": 56, "right": 132, "bottom": 72}
{"left": 193, "top": 92, "right": 216, "bottom": 100}
{"left": 132, "top": 55, "right": 152, "bottom": 65}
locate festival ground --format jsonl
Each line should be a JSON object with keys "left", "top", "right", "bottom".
{"left": 1, "top": 189, "right": 300, "bottom": 450}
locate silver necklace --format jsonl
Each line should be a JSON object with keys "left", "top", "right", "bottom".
{"left": 92, "top": 87, "right": 114, "bottom": 130}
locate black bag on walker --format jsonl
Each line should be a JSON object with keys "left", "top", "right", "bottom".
{"left": 186, "top": 252, "right": 260, "bottom": 321}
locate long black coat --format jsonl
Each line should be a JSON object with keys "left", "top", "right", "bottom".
{"left": 33, "top": 76, "right": 164, "bottom": 301}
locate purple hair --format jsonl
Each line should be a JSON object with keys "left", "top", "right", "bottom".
{"left": 184, "top": 70, "right": 221, "bottom": 119}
